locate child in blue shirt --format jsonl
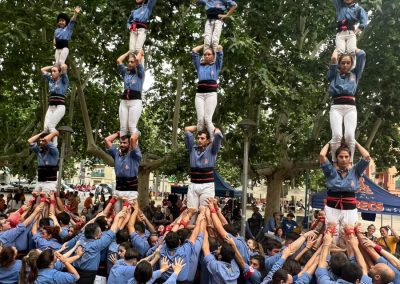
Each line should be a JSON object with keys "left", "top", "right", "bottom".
{"left": 332, "top": 0, "right": 368, "bottom": 55}
{"left": 195, "top": 0, "right": 238, "bottom": 51}
{"left": 127, "top": 0, "right": 158, "bottom": 52}
{"left": 54, "top": 6, "right": 81, "bottom": 65}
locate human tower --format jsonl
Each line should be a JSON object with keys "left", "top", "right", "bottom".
{"left": 28, "top": 0, "right": 372, "bottom": 229}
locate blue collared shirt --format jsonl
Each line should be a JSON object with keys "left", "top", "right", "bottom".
{"left": 34, "top": 268, "right": 78, "bottom": 284}
{"left": 43, "top": 73, "right": 69, "bottom": 96}
{"left": 227, "top": 233, "right": 250, "bottom": 264}
{"left": 30, "top": 142, "right": 59, "bottom": 167}
{"left": 321, "top": 158, "right": 369, "bottom": 193}
{"left": 192, "top": 51, "right": 223, "bottom": 82}
{"left": 0, "top": 260, "right": 22, "bottom": 284}
{"left": 377, "top": 256, "right": 400, "bottom": 284}
{"left": 127, "top": 0, "right": 158, "bottom": 26}
{"left": 54, "top": 20, "right": 76, "bottom": 41}
{"left": 332, "top": 0, "right": 368, "bottom": 30}
{"left": 0, "top": 224, "right": 26, "bottom": 247}
{"left": 185, "top": 132, "right": 223, "bottom": 169}
{"left": 106, "top": 145, "right": 142, "bottom": 178}
{"left": 131, "top": 231, "right": 150, "bottom": 257}
{"left": 108, "top": 259, "right": 136, "bottom": 284}
{"left": 327, "top": 50, "right": 366, "bottom": 98}
{"left": 118, "top": 64, "right": 145, "bottom": 93}
{"left": 196, "top": 0, "right": 237, "bottom": 13}
{"left": 33, "top": 232, "right": 62, "bottom": 250}
{"left": 204, "top": 253, "right": 240, "bottom": 284}
{"left": 243, "top": 263, "right": 262, "bottom": 284}
{"left": 66, "top": 230, "right": 116, "bottom": 271}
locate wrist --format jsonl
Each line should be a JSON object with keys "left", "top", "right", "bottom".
{"left": 210, "top": 208, "right": 217, "bottom": 214}
{"left": 18, "top": 208, "right": 25, "bottom": 215}
{"left": 110, "top": 198, "right": 117, "bottom": 205}
{"left": 374, "top": 245, "right": 382, "bottom": 253}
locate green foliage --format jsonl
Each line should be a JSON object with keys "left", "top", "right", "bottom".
{"left": 0, "top": 0, "right": 400, "bottom": 192}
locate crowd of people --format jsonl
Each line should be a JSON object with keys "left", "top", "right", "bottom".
{"left": 0, "top": 191, "right": 400, "bottom": 283}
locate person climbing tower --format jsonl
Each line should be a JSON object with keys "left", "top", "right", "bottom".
{"left": 195, "top": 0, "right": 237, "bottom": 51}
{"left": 332, "top": 0, "right": 368, "bottom": 55}
{"left": 54, "top": 6, "right": 81, "bottom": 65}
{"left": 127, "top": 0, "right": 158, "bottom": 52}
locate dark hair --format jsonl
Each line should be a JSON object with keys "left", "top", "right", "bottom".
{"left": 0, "top": 246, "right": 15, "bottom": 267}
{"left": 119, "top": 241, "right": 133, "bottom": 251}
{"left": 274, "top": 226, "right": 284, "bottom": 236}
{"left": 287, "top": 213, "right": 295, "bottom": 218}
{"left": 42, "top": 225, "right": 60, "bottom": 240}
{"left": 209, "top": 237, "right": 219, "bottom": 252}
{"left": 39, "top": 218, "right": 51, "bottom": 228}
{"left": 282, "top": 259, "right": 301, "bottom": 276}
{"left": 338, "top": 53, "right": 354, "bottom": 66}
{"left": 197, "top": 130, "right": 210, "bottom": 140}
{"left": 134, "top": 222, "right": 146, "bottom": 234}
{"left": 57, "top": 212, "right": 70, "bottom": 226}
{"left": 204, "top": 47, "right": 215, "bottom": 56}
{"left": 330, "top": 252, "right": 348, "bottom": 276}
{"left": 21, "top": 249, "right": 41, "bottom": 284}
{"left": 223, "top": 224, "right": 238, "bottom": 236}
{"left": 220, "top": 243, "right": 235, "bottom": 263}
{"left": 124, "top": 247, "right": 139, "bottom": 261}
{"left": 177, "top": 228, "right": 191, "bottom": 244}
{"left": 251, "top": 255, "right": 267, "bottom": 279}
{"left": 56, "top": 13, "right": 70, "bottom": 25}
{"left": 120, "top": 135, "right": 130, "bottom": 142}
{"left": 271, "top": 269, "right": 290, "bottom": 284}
{"left": 285, "top": 232, "right": 300, "bottom": 243}
{"left": 36, "top": 249, "right": 54, "bottom": 270}
{"left": 116, "top": 229, "right": 130, "bottom": 244}
{"left": 95, "top": 216, "right": 108, "bottom": 231}
{"left": 165, "top": 232, "right": 180, "bottom": 249}
{"left": 335, "top": 144, "right": 351, "bottom": 158}
{"left": 262, "top": 238, "right": 282, "bottom": 253}
{"left": 134, "top": 261, "right": 153, "bottom": 283}
{"left": 341, "top": 262, "right": 362, "bottom": 283}
{"left": 367, "top": 224, "right": 375, "bottom": 230}
{"left": 85, "top": 223, "right": 100, "bottom": 239}
{"left": 39, "top": 132, "right": 48, "bottom": 139}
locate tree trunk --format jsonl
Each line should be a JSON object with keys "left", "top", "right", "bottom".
{"left": 138, "top": 167, "right": 151, "bottom": 207}
{"left": 264, "top": 173, "right": 284, "bottom": 220}
{"left": 172, "top": 65, "right": 183, "bottom": 151}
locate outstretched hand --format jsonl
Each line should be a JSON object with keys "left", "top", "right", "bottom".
{"left": 172, "top": 257, "right": 186, "bottom": 274}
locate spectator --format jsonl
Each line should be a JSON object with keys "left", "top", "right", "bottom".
{"left": 83, "top": 193, "right": 94, "bottom": 210}
{"left": 377, "top": 226, "right": 400, "bottom": 255}
{"left": 281, "top": 213, "right": 297, "bottom": 236}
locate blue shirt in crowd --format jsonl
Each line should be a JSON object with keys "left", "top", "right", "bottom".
{"left": 196, "top": 0, "right": 237, "bottom": 14}
{"left": 108, "top": 259, "right": 136, "bottom": 284}
{"left": 0, "top": 259, "right": 22, "bottom": 284}
{"left": 34, "top": 268, "right": 78, "bottom": 284}
{"left": 203, "top": 253, "right": 240, "bottom": 284}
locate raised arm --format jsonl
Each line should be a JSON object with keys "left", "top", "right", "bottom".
{"left": 192, "top": 45, "right": 203, "bottom": 54}
{"left": 135, "top": 49, "right": 145, "bottom": 64}
{"left": 318, "top": 232, "right": 332, "bottom": 269}
{"left": 117, "top": 51, "right": 130, "bottom": 65}
{"left": 319, "top": 143, "right": 330, "bottom": 164}
{"left": 218, "top": 2, "right": 238, "bottom": 20}
{"left": 207, "top": 198, "right": 228, "bottom": 238}
{"left": 24, "top": 203, "right": 44, "bottom": 227}
{"left": 41, "top": 66, "right": 53, "bottom": 75}
{"left": 387, "top": 225, "right": 400, "bottom": 241}
{"left": 55, "top": 252, "right": 80, "bottom": 280}
{"left": 226, "top": 235, "right": 246, "bottom": 269}
{"left": 44, "top": 131, "right": 59, "bottom": 144}
{"left": 140, "top": 211, "right": 156, "bottom": 234}
{"left": 127, "top": 201, "right": 139, "bottom": 234}
{"left": 188, "top": 210, "right": 204, "bottom": 244}
{"left": 70, "top": 6, "right": 81, "bottom": 22}
{"left": 348, "top": 233, "right": 368, "bottom": 275}
{"left": 202, "top": 230, "right": 210, "bottom": 256}
{"left": 28, "top": 133, "right": 43, "bottom": 145}
{"left": 104, "top": 132, "right": 119, "bottom": 149}
{"left": 110, "top": 210, "right": 127, "bottom": 233}
{"left": 355, "top": 142, "right": 370, "bottom": 160}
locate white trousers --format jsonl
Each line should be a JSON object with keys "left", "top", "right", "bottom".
{"left": 44, "top": 105, "right": 66, "bottom": 146}
{"left": 195, "top": 92, "right": 217, "bottom": 137}
{"left": 187, "top": 182, "right": 215, "bottom": 209}
{"left": 119, "top": 99, "right": 143, "bottom": 136}
{"left": 336, "top": 31, "right": 356, "bottom": 55}
{"left": 325, "top": 205, "right": 358, "bottom": 242}
{"left": 204, "top": 19, "right": 223, "bottom": 51}
{"left": 129, "top": 28, "right": 147, "bottom": 52}
{"left": 329, "top": 104, "right": 357, "bottom": 163}
{"left": 55, "top": 48, "right": 69, "bottom": 65}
